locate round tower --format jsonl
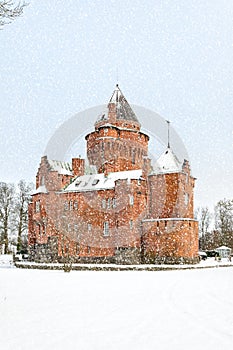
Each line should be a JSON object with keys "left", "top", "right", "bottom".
{"left": 86, "top": 85, "right": 150, "bottom": 174}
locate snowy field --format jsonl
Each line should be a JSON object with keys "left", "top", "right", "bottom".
{"left": 1, "top": 255, "right": 233, "bottom": 350}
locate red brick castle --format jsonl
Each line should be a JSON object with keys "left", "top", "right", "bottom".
{"left": 28, "top": 85, "right": 199, "bottom": 264}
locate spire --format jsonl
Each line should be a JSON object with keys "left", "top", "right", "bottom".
{"left": 108, "top": 84, "right": 140, "bottom": 124}
{"left": 166, "top": 120, "right": 170, "bottom": 148}
{"left": 109, "top": 84, "right": 122, "bottom": 104}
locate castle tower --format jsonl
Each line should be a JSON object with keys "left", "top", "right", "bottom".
{"left": 86, "top": 85, "right": 150, "bottom": 174}
{"left": 142, "top": 145, "right": 199, "bottom": 264}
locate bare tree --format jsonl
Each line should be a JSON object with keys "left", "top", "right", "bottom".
{"left": 0, "top": 182, "right": 15, "bottom": 254}
{"left": 14, "top": 180, "right": 34, "bottom": 251}
{"left": 215, "top": 199, "right": 233, "bottom": 247}
{"left": 196, "top": 206, "right": 211, "bottom": 250}
{"left": 0, "top": 1, "right": 27, "bottom": 27}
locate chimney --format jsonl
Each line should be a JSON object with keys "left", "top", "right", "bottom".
{"left": 72, "top": 158, "right": 85, "bottom": 177}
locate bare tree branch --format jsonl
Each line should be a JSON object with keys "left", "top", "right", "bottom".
{"left": 0, "top": 1, "right": 27, "bottom": 27}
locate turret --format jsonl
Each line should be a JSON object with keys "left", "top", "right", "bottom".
{"left": 86, "top": 85, "right": 149, "bottom": 174}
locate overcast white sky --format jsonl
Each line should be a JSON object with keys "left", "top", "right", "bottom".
{"left": 0, "top": 0, "right": 232, "bottom": 211}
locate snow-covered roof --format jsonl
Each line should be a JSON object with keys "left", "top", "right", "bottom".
{"left": 32, "top": 185, "right": 48, "bottom": 195}
{"left": 96, "top": 85, "right": 140, "bottom": 124}
{"left": 153, "top": 147, "right": 182, "bottom": 174}
{"left": 48, "top": 160, "right": 73, "bottom": 176}
{"left": 64, "top": 169, "right": 142, "bottom": 192}
{"left": 215, "top": 246, "right": 232, "bottom": 251}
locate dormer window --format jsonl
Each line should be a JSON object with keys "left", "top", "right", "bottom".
{"left": 92, "top": 179, "right": 99, "bottom": 186}
{"left": 75, "top": 181, "right": 81, "bottom": 187}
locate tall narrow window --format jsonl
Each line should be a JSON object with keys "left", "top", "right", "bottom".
{"left": 132, "top": 149, "right": 136, "bottom": 164}
{"left": 69, "top": 200, "right": 73, "bottom": 210}
{"left": 185, "top": 193, "right": 189, "bottom": 206}
{"left": 102, "top": 199, "right": 106, "bottom": 209}
{"left": 129, "top": 220, "right": 133, "bottom": 230}
{"left": 64, "top": 201, "right": 68, "bottom": 211}
{"left": 73, "top": 200, "right": 78, "bottom": 210}
{"left": 103, "top": 222, "right": 109, "bottom": 236}
{"left": 129, "top": 195, "right": 134, "bottom": 206}
{"left": 35, "top": 201, "right": 40, "bottom": 213}
{"left": 38, "top": 224, "right": 42, "bottom": 238}
{"left": 112, "top": 198, "right": 116, "bottom": 208}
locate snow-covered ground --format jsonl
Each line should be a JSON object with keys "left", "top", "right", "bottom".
{"left": 1, "top": 255, "right": 233, "bottom": 350}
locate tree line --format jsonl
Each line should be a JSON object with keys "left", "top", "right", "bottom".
{"left": 196, "top": 199, "right": 233, "bottom": 251}
{"left": 0, "top": 180, "right": 34, "bottom": 254}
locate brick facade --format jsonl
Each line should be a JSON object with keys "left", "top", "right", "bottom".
{"left": 28, "top": 85, "right": 199, "bottom": 264}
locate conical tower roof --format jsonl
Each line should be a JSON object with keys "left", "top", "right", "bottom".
{"left": 153, "top": 147, "right": 182, "bottom": 174}
{"left": 108, "top": 84, "right": 140, "bottom": 123}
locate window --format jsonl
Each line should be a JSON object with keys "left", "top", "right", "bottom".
{"left": 185, "top": 193, "right": 189, "bottom": 206}
{"left": 102, "top": 199, "right": 106, "bottom": 209}
{"left": 69, "top": 200, "right": 73, "bottom": 210}
{"left": 103, "top": 222, "right": 109, "bottom": 236}
{"left": 107, "top": 198, "right": 111, "bottom": 209}
{"left": 92, "top": 179, "right": 99, "bottom": 186}
{"left": 88, "top": 223, "right": 92, "bottom": 232}
{"left": 64, "top": 201, "right": 68, "bottom": 211}
{"left": 129, "top": 195, "right": 134, "bottom": 206}
{"left": 74, "top": 224, "right": 78, "bottom": 232}
{"left": 129, "top": 220, "right": 133, "bottom": 230}
{"left": 73, "top": 200, "right": 78, "bottom": 210}
{"left": 112, "top": 198, "right": 116, "bottom": 209}
{"left": 132, "top": 149, "right": 136, "bottom": 164}
{"left": 35, "top": 201, "right": 40, "bottom": 213}
{"left": 38, "top": 224, "right": 42, "bottom": 238}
